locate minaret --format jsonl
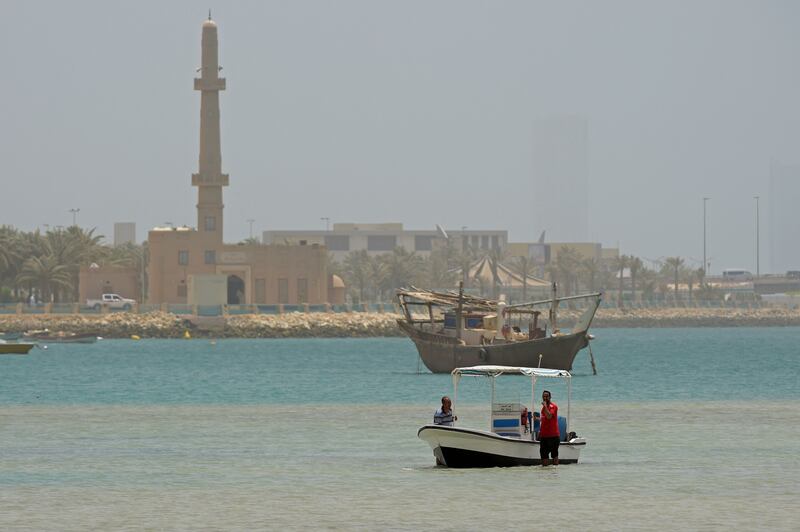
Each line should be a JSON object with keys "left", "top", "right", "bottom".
{"left": 191, "top": 15, "right": 228, "bottom": 241}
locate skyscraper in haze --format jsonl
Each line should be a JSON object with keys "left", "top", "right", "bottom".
{"left": 769, "top": 163, "right": 800, "bottom": 273}
{"left": 113, "top": 222, "right": 136, "bottom": 246}
{"left": 532, "top": 116, "right": 589, "bottom": 242}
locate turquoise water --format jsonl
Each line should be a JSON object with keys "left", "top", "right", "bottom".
{"left": 1, "top": 328, "right": 799, "bottom": 529}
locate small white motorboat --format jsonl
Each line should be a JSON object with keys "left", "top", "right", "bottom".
{"left": 418, "top": 365, "right": 586, "bottom": 467}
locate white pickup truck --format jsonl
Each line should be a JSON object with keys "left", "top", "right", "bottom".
{"left": 87, "top": 293, "right": 136, "bottom": 310}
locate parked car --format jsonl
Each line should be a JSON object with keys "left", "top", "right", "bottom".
{"left": 86, "top": 293, "right": 136, "bottom": 310}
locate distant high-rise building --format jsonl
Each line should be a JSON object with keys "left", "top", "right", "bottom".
{"left": 532, "top": 116, "right": 589, "bottom": 242}
{"left": 114, "top": 222, "right": 136, "bottom": 246}
{"left": 769, "top": 163, "right": 800, "bottom": 273}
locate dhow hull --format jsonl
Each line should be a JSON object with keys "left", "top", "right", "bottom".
{"left": 399, "top": 321, "right": 590, "bottom": 373}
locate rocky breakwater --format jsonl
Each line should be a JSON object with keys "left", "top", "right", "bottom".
{"left": 0, "top": 312, "right": 193, "bottom": 339}
{"left": 590, "top": 307, "right": 800, "bottom": 328}
{"left": 224, "top": 312, "right": 404, "bottom": 338}
{"left": 2, "top": 307, "right": 800, "bottom": 339}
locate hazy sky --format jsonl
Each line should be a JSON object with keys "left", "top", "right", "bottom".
{"left": 2, "top": 1, "right": 798, "bottom": 273}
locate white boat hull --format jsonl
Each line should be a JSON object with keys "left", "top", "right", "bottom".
{"left": 418, "top": 425, "right": 585, "bottom": 468}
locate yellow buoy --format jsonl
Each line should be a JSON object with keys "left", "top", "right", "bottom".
{"left": 130, "top": 334, "right": 141, "bottom": 341}
{"left": 183, "top": 330, "right": 191, "bottom": 339}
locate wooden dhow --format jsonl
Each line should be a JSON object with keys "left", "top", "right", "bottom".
{"left": 397, "top": 283, "right": 601, "bottom": 374}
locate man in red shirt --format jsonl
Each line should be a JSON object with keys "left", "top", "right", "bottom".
{"left": 539, "top": 390, "right": 560, "bottom": 466}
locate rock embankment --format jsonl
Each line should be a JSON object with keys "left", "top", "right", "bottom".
{"left": 1, "top": 307, "right": 799, "bottom": 339}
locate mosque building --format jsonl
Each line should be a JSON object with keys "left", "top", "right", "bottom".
{"left": 145, "top": 17, "right": 341, "bottom": 306}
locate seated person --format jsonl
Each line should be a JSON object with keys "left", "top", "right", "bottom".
{"left": 433, "top": 396, "right": 457, "bottom": 426}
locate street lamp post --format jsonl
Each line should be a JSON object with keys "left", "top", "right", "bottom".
{"left": 247, "top": 219, "right": 255, "bottom": 240}
{"left": 69, "top": 208, "right": 80, "bottom": 227}
{"left": 703, "top": 197, "right": 710, "bottom": 275}
{"left": 754, "top": 196, "right": 760, "bottom": 278}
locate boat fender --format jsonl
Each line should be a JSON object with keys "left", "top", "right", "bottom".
{"left": 478, "top": 347, "right": 488, "bottom": 361}
{"left": 521, "top": 408, "right": 528, "bottom": 428}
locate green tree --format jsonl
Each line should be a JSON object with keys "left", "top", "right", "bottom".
{"left": 579, "top": 257, "right": 601, "bottom": 293}
{"left": 342, "top": 250, "right": 373, "bottom": 304}
{"left": 553, "top": 247, "right": 582, "bottom": 296}
{"left": 377, "top": 247, "right": 423, "bottom": 298}
{"left": 512, "top": 255, "right": 534, "bottom": 301}
{"left": 628, "top": 256, "right": 643, "bottom": 302}
{"left": 16, "top": 255, "right": 73, "bottom": 303}
{"left": 663, "top": 256, "right": 685, "bottom": 303}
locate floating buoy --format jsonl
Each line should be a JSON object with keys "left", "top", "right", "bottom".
{"left": 130, "top": 335, "right": 141, "bottom": 341}
{"left": 183, "top": 330, "right": 191, "bottom": 339}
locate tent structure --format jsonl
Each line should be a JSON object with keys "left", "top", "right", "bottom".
{"left": 453, "top": 256, "right": 549, "bottom": 291}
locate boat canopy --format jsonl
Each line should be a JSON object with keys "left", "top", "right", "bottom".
{"left": 450, "top": 365, "right": 574, "bottom": 436}
{"left": 396, "top": 287, "right": 497, "bottom": 312}
{"left": 453, "top": 365, "right": 571, "bottom": 379}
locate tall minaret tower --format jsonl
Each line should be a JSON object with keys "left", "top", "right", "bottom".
{"left": 191, "top": 15, "right": 228, "bottom": 242}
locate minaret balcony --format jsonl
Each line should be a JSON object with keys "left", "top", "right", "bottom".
{"left": 194, "top": 78, "right": 226, "bottom": 91}
{"left": 192, "top": 173, "right": 229, "bottom": 186}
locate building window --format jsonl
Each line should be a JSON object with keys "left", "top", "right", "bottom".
{"left": 414, "top": 235, "right": 434, "bottom": 251}
{"left": 178, "top": 250, "right": 189, "bottom": 265}
{"left": 297, "top": 278, "right": 308, "bottom": 303}
{"left": 367, "top": 235, "right": 396, "bottom": 251}
{"left": 278, "top": 278, "right": 289, "bottom": 304}
{"left": 491, "top": 235, "right": 500, "bottom": 250}
{"left": 481, "top": 235, "right": 489, "bottom": 250}
{"left": 177, "top": 283, "right": 187, "bottom": 297}
{"left": 324, "top": 235, "right": 350, "bottom": 251}
{"left": 205, "top": 216, "right": 216, "bottom": 231}
{"left": 204, "top": 250, "right": 216, "bottom": 264}
{"left": 471, "top": 235, "right": 479, "bottom": 248}
{"left": 255, "top": 278, "right": 266, "bottom": 304}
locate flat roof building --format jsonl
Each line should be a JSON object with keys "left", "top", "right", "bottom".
{"left": 264, "top": 223, "right": 508, "bottom": 263}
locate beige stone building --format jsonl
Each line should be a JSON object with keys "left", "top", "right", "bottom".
{"left": 146, "top": 17, "right": 338, "bottom": 306}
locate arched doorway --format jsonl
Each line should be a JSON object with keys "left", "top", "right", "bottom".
{"left": 227, "top": 275, "right": 245, "bottom": 304}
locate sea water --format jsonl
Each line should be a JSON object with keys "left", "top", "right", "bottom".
{"left": 1, "top": 328, "right": 798, "bottom": 530}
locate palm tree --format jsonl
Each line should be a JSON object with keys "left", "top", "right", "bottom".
{"left": 378, "top": 247, "right": 423, "bottom": 298}
{"left": 342, "top": 250, "right": 372, "bottom": 304}
{"left": 425, "top": 239, "right": 458, "bottom": 289}
{"left": 579, "top": 257, "right": 601, "bottom": 293}
{"left": 16, "top": 255, "right": 72, "bottom": 303}
{"left": 554, "top": 247, "right": 582, "bottom": 296}
{"left": 664, "top": 256, "right": 685, "bottom": 303}
{"left": 628, "top": 256, "right": 644, "bottom": 303}
{"left": 512, "top": 255, "right": 534, "bottom": 301}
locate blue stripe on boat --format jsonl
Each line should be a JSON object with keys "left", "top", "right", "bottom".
{"left": 492, "top": 419, "right": 520, "bottom": 428}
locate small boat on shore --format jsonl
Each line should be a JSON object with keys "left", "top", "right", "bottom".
{"left": 396, "top": 283, "right": 601, "bottom": 373}
{"left": 418, "top": 365, "right": 586, "bottom": 468}
{"left": 0, "top": 341, "right": 35, "bottom": 354}
{"left": 23, "top": 331, "right": 99, "bottom": 344}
